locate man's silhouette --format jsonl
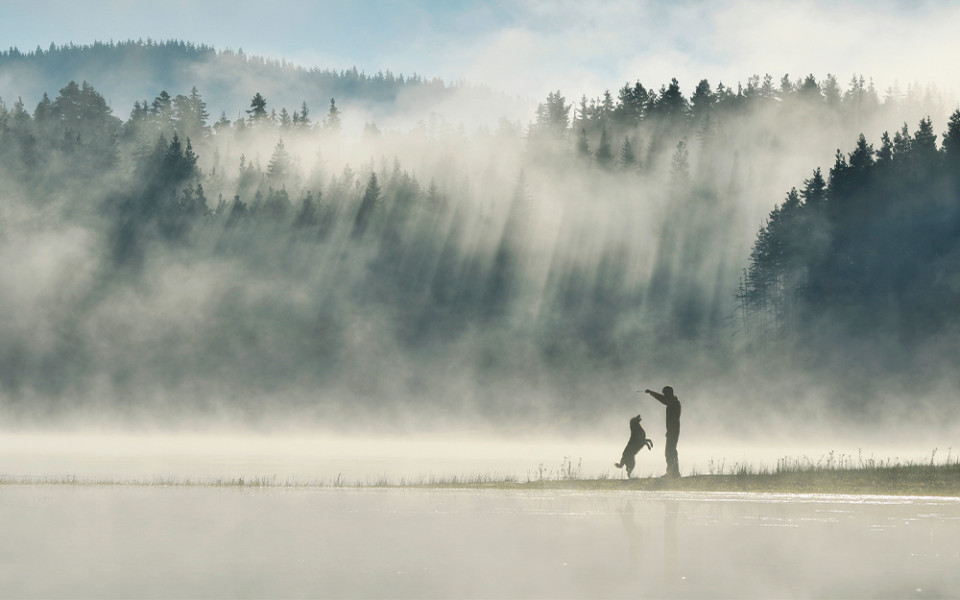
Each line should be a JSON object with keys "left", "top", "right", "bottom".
{"left": 645, "top": 386, "right": 681, "bottom": 478}
{"left": 614, "top": 414, "right": 653, "bottom": 477}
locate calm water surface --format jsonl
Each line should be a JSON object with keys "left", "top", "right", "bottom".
{"left": 2, "top": 486, "right": 958, "bottom": 598}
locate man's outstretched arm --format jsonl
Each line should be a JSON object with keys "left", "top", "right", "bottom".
{"left": 645, "top": 389, "right": 667, "bottom": 404}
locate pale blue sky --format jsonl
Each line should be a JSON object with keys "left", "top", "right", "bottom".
{"left": 1, "top": 0, "right": 958, "bottom": 100}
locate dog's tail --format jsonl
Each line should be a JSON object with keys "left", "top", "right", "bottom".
{"left": 614, "top": 462, "right": 623, "bottom": 469}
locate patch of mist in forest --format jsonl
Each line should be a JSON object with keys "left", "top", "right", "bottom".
{"left": 0, "top": 62, "right": 957, "bottom": 432}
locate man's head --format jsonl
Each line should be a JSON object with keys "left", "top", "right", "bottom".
{"left": 662, "top": 385, "right": 674, "bottom": 397}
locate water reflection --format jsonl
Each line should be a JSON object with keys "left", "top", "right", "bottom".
{"left": 664, "top": 498, "right": 679, "bottom": 589}
{"left": 3, "top": 487, "right": 959, "bottom": 598}
{"left": 617, "top": 497, "right": 684, "bottom": 595}
{"left": 619, "top": 500, "right": 643, "bottom": 563}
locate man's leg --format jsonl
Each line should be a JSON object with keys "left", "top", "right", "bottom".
{"left": 665, "top": 433, "right": 679, "bottom": 477}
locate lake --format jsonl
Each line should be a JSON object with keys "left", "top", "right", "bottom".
{"left": 3, "top": 485, "right": 958, "bottom": 598}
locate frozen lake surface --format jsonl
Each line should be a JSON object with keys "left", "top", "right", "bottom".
{"left": 3, "top": 486, "right": 959, "bottom": 598}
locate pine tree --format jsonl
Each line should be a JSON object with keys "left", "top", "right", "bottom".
{"left": 779, "top": 74, "right": 794, "bottom": 97}
{"left": 595, "top": 126, "right": 613, "bottom": 167}
{"left": 188, "top": 87, "right": 209, "bottom": 131}
{"left": 33, "top": 92, "right": 53, "bottom": 123}
{"left": 278, "top": 108, "right": 292, "bottom": 129}
{"left": 848, "top": 134, "right": 875, "bottom": 173}
{"left": 670, "top": 139, "right": 690, "bottom": 186}
{"left": 912, "top": 117, "right": 939, "bottom": 176}
{"left": 267, "top": 138, "right": 291, "bottom": 183}
{"left": 213, "top": 111, "right": 231, "bottom": 133}
{"left": 827, "top": 149, "right": 850, "bottom": 201}
{"left": 323, "top": 98, "right": 341, "bottom": 133}
{"left": 800, "top": 168, "right": 827, "bottom": 207}
{"left": 247, "top": 92, "right": 268, "bottom": 124}
{"left": 822, "top": 74, "right": 842, "bottom": 106}
{"left": 797, "top": 74, "right": 822, "bottom": 102}
{"left": 426, "top": 179, "right": 444, "bottom": 212}
{"left": 576, "top": 127, "right": 590, "bottom": 157}
{"left": 151, "top": 90, "right": 174, "bottom": 129}
{"left": 352, "top": 172, "right": 380, "bottom": 238}
{"left": 574, "top": 95, "right": 590, "bottom": 129}
{"left": 690, "top": 79, "right": 715, "bottom": 122}
{"left": 653, "top": 78, "right": 688, "bottom": 122}
{"left": 294, "top": 190, "right": 318, "bottom": 228}
{"left": 876, "top": 132, "right": 894, "bottom": 167}
{"left": 597, "top": 89, "right": 615, "bottom": 125}
{"left": 618, "top": 137, "right": 636, "bottom": 169}
{"left": 297, "top": 101, "right": 311, "bottom": 129}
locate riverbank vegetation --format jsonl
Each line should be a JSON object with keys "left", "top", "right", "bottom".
{"left": 4, "top": 452, "right": 957, "bottom": 497}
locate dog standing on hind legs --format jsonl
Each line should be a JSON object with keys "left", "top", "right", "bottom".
{"left": 614, "top": 414, "right": 654, "bottom": 477}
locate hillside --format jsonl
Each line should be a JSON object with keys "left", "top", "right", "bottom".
{"left": 0, "top": 44, "right": 954, "bottom": 425}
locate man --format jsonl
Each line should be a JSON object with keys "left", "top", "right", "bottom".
{"left": 645, "top": 386, "right": 681, "bottom": 478}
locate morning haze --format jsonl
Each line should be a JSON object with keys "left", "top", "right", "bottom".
{"left": 3, "top": 2, "right": 960, "bottom": 596}
{"left": 0, "top": 41, "right": 954, "bottom": 437}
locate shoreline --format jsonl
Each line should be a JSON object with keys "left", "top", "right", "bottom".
{"left": 3, "top": 463, "right": 959, "bottom": 497}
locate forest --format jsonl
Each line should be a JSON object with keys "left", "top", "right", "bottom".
{"left": 0, "top": 41, "right": 955, "bottom": 425}
{"left": 741, "top": 115, "right": 960, "bottom": 371}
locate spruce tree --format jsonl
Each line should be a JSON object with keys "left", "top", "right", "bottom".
{"left": 267, "top": 138, "right": 291, "bottom": 183}
{"left": 618, "top": 137, "right": 636, "bottom": 169}
{"left": 352, "top": 172, "right": 380, "bottom": 238}
{"left": 595, "top": 126, "right": 613, "bottom": 167}
{"left": 297, "top": 101, "right": 311, "bottom": 129}
{"left": 247, "top": 92, "right": 268, "bottom": 124}
{"left": 323, "top": 98, "right": 341, "bottom": 133}
{"left": 576, "top": 127, "right": 590, "bottom": 157}
{"left": 800, "top": 168, "right": 827, "bottom": 207}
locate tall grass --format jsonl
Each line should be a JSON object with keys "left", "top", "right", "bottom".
{"left": 2, "top": 449, "right": 957, "bottom": 495}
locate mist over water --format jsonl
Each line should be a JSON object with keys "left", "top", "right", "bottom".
{"left": 2, "top": 18, "right": 960, "bottom": 598}
{"left": 5, "top": 486, "right": 959, "bottom": 598}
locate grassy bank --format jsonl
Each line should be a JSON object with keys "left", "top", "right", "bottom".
{"left": 431, "top": 463, "right": 960, "bottom": 496}
{"left": 3, "top": 461, "right": 959, "bottom": 496}
{"left": 417, "top": 452, "right": 960, "bottom": 496}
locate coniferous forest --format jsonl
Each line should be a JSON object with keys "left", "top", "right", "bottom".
{"left": 0, "top": 41, "right": 956, "bottom": 425}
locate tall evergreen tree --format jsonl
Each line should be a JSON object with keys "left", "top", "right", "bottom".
{"left": 352, "top": 172, "right": 380, "bottom": 239}
{"left": 267, "top": 138, "right": 291, "bottom": 183}
{"left": 247, "top": 92, "right": 268, "bottom": 124}
{"left": 618, "top": 137, "right": 636, "bottom": 169}
{"left": 576, "top": 127, "right": 590, "bottom": 157}
{"left": 595, "top": 126, "right": 613, "bottom": 167}
{"left": 653, "top": 78, "right": 688, "bottom": 122}
{"left": 800, "top": 168, "right": 827, "bottom": 207}
{"left": 690, "top": 79, "right": 715, "bottom": 122}
{"left": 323, "top": 98, "right": 341, "bottom": 133}
{"left": 297, "top": 100, "right": 311, "bottom": 129}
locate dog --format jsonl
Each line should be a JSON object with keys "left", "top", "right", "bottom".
{"left": 614, "top": 414, "right": 654, "bottom": 477}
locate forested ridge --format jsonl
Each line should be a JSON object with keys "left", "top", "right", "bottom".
{"left": 0, "top": 49, "right": 954, "bottom": 421}
{"left": 742, "top": 114, "right": 960, "bottom": 352}
{"left": 0, "top": 40, "right": 494, "bottom": 132}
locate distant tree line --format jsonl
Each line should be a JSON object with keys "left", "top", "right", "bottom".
{"left": 0, "top": 39, "right": 455, "bottom": 118}
{"left": 739, "top": 113, "right": 960, "bottom": 351}
{"left": 527, "top": 73, "right": 923, "bottom": 171}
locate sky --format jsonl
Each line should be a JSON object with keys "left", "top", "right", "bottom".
{"left": 1, "top": 0, "right": 958, "bottom": 106}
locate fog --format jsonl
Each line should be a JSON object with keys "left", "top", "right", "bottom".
{"left": 2, "top": 430, "right": 952, "bottom": 486}
{"left": 3, "top": 22, "right": 960, "bottom": 598}
{"left": 0, "top": 38, "right": 958, "bottom": 460}
{"left": 5, "top": 486, "right": 959, "bottom": 597}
